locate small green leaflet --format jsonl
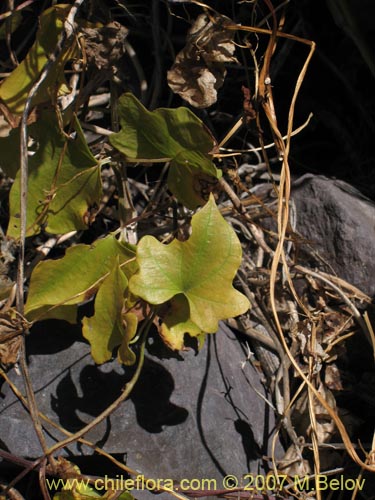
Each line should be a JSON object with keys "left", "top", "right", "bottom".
{"left": 129, "top": 195, "right": 250, "bottom": 342}
{"left": 109, "top": 93, "right": 221, "bottom": 209}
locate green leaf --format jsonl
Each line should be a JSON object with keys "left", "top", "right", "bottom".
{"left": 82, "top": 261, "right": 129, "bottom": 364}
{"left": 117, "top": 312, "right": 137, "bottom": 365}
{"left": 25, "top": 235, "right": 137, "bottom": 322}
{"left": 160, "top": 295, "right": 204, "bottom": 350}
{"left": 28, "top": 304, "right": 78, "bottom": 324}
{"left": 0, "top": 5, "right": 77, "bottom": 114}
{"left": 109, "top": 93, "right": 221, "bottom": 209}
{"left": 167, "top": 151, "right": 219, "bottom": 209}
{"left": 7, "top": 111, "right": 101, "bottom": 238}
{"left": 129, "top": 195, "right": 250, "bottom": 334}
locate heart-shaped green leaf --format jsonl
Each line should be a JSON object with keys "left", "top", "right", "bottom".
{"left": 25, "top": 235, "right": 137, "bottom": 322}
{"left": 0, "top": 5, "right": 77, "bottom": 114}
{"left": 109, "top": 93, "right": 221, "bottom": 209}
{"left": 7, "top": 111, "right": 101, "bottom": 238}
{"left": 82, "top": 261, "right": 134, "bottom": 365}
{"left": 129, "top": 195, "right": 250, "bottom": 333}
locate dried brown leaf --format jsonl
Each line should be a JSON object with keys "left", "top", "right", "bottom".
{"left": 167, "top": 13, "right": 238, "bottom": 108}
{"left": 0, "top": 312, "right": 28, "bottom": 367}
{"left": 313, "top": 386, "right": 336, "bottom": 443}
{"left": 325, "top": 363, "right": 344, "bottom": 391}
{"left": 81, "top": 22, "right": 128, "bottom": 71}
{"left": 277, "top": 440, "right": 311, "bottom": 477}
{"left": 294, "top": 384, "right": 337, "bottom": 444}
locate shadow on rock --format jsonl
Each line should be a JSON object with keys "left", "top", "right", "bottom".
{"left": 234, "top": 418, "right": 261, "bottom": 465}
{"left": 51, "top": 356, "right": 188, "bottom": 436}
{"left": 27, "top": 320, "right": 83, "bottom": 356}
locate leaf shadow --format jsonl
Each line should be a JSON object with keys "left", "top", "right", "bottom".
{"left": 50, "top": 356, "right": 189, "bottom": 441}
{"left": 26, "top": 319, "right": 81, "bottom": 356}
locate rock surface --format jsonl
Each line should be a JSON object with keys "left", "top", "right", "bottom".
{"left": 292, "top": 174, "right": 375, "bottom": 298}
{"left": 0, "top": 322, "right": 279, "bottom": 497}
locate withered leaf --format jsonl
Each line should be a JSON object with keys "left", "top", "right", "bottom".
{"left": 81, "top": 22, "right": 128, "bottom": 70}
{"left": 293, "top": 384, "right": 336, "bottom": 445}
{"left": 277, "top": 440, "right": 311, "bottom": 477}
{"left": 0, "top": 311, "right": 28, "bottom": 367}
{"left": 167, "top": 13, "right": 238, "bottom": 108}
{"left": 325, "top": 363, "right": 344, "bottom": 391}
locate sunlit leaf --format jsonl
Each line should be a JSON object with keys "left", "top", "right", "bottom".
{"left": 6, "top": 111, "right": 101, "bottom": 238}
{"left": 160, "top": 295, "right": 204, "bottom": 350}
{"left": 25, "top": 235, "right": 137, "bottom": 322}
{"left": 27, "top": 304, "right": 78, "bottom": 324}
{"left": 129, "top": 195, "right": 249, "bottom": 335}
{"left": 117, "top": 312, "right": 137, "bottom": 365}
{"left": 109, "top": 93, "right": 221, "bottom": 209}
{"left": 82, "top": 261, "right": 129, "bottom": 364}
{"left": 0, "top": 5, "right": 77, "bottom": 114}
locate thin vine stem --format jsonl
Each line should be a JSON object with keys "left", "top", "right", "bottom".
{"left": 15, "top": 0, "right": 86, "bottom": 471}
{"left": 43, "top": 310, "right": 155, "bottom": 458}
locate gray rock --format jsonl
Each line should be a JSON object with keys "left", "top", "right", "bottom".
{"left": 292, "top": 174, "right": 375, "bottom": 297}
{"left": 0, "top": 322, "right": 280, "bottom": 496}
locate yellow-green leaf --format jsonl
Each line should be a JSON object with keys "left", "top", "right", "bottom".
{"left": 109, "top": 93, "right": 221, "bottom": 209}
{"left": 25, "top": 235, "right": 137, "bottom": 322}
{"left": 0, "top": 5, "right": 77, "bottom": 114}
{"left": 160, "top": 295, "right": 204, "bottom": 350}
{"left": 7, "top": 112, "right": 101, "bottom": 238}
{"left": 117, "top": 312, "right": 137, "bottom": 365}
{"left": 82, "top": 261, "right": 128, "bottom": 364}
{"left": 129, "top": 195, "right": 249, "bottom": 334}
{"left": 167, "top": 151, "right": 219, "bottom": 209}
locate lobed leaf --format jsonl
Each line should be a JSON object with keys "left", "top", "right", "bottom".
{"left": 82, "top": 261, "right": 134, "bottom": 365}
{"left": 159, "top": 295, "right": 204, "bottom": 351}
{"left": 109, "top": 93, "right": 221, "bottom": 209}
{"left": 0, "top": 5, "right": 77, "bottom": 114}
{"left": 25, "top": 235, "right": 137, "bottom": 322}
{"left": 129, "top": 195, "right": 250, "bottom": 336}
{"left": 6, "top": 112, "right": 101, "bottom": 238}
